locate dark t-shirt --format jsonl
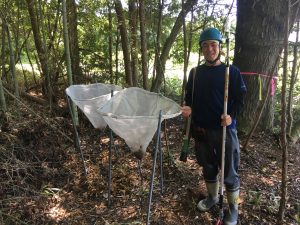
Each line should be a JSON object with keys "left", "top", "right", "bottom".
{"left": 185, "top": 63, "right": 246, "bottom": 129}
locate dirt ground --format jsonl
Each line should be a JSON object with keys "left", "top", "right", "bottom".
{"left": 0, "top": 98, "right": 299, "bottom": 225}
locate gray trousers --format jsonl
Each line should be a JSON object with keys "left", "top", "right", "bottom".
{"left": 193, "top": 128, "right": 240, "bottom": 192}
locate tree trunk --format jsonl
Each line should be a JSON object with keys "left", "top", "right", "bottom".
{"left": 115, "top": 31, "right": 120, "bottom": 84}
{"left": 234, "top": 0, "right": 300, "bottom": 133}
{"left": 181, "top": 0, "right": 188, "bottom": 105}
{"left": 278, "top": 2, "right": 289, "bottom": 223}
{"left": 290, "top": 119, "right": 300, "bottom": 143}
{"left": 0, "top": 19, "right": 7, "bottom": 112}
{"left": 67, "top": 0, "right": 83, "bottom": 84}
{"left": 0, "top": 76, "right": 6, "bottom": 112}
{"left": 151, "top": 0, "right": 197, "bottom": 92}
{"left": 26, "top": 0, "right": 50, "bottom": 96}
{"left": 151, "top": 0, "right": 163, "bottom": 90}
{"left": 114, "top": 0, "right": 132, "bottom": 87}
{"left": 128, "top": 0, "right": 138, "bottom": 87}
{"left": 25, "top": 39, "right": 38, "bottom": 86}
{"left": 62, "top": 0, "right": 78, "bottom": 125}
{"left": 108, "top": 1, "right": 114, "bottom": 84}
{"left": 19, "top": 57, "right": 29, "bottom": 91}
{"left": 287, "top": 21, "right": 299, "bottom": 135}
{"left": 6, "top": 22, "right": 20, "bottom": 100}
{"left": 38, "top": 0, "right": 53, "bottom": 109}
{"left": 48, "top": 1, "right": 60, "bottom": 54}
{"left": 181, "top": 1, "right": 194, "bottom": 105}
{"left": 138, "top": 0, "right": 149, "bottom": 90}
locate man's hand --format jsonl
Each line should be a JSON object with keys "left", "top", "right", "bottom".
{"left": 181, "top": 106, "right": 192, "bottom": 118}
{"left": 221, "top": 114, "right": 232, "bottom": 126}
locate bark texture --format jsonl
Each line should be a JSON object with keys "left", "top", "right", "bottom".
{"left": 234, "top": 0, "right": 299, "bottom": 132}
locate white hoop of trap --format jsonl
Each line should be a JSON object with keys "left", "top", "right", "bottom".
{"left": 97, "top": 87, "right": 181, "bottom": 158}
{"left": 66, "top": 83, "right": 122, "bottom": 129}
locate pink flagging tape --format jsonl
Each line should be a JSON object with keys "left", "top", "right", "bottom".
{"left": 240, "top": 72, "right": 278, "bottom": 80}
{"left": 240, "top": 72, "right": 277, "bottom": 96}
{"left": 271, "top": 78, "right": 275, "bottom": 96}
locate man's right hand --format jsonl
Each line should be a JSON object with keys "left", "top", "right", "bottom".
{"left": 181, "top": 106, "right": 192, "bottom": 118}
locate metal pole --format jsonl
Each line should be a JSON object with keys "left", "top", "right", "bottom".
{"left": 159, "top": 123, "right": 164, "bottom": 195}
{"left": 107, "top": 90, "right": 114, "bottom": 207}
{"left": 146, "top": 110, "right": 162, "bottom": 225}
{"left": 66, "top": 94, "right": 87, "bottom": 176}
{"left": 108, "top": 125, "right": 113, "bottom": 207}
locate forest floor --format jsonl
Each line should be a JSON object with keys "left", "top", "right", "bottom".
{"left": 0, "top": 96, "right": 300, "bottom": 225}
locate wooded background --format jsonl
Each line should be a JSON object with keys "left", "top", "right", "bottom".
{"left": 1, "top": 0, "right": 300, "bottom": 136}
{"left": 0, "top": 0, "right": 300, "bottom": 224}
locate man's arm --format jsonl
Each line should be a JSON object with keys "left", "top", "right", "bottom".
{"left": 181, "top": 69, "right": 194, "bottom": 118}
{"left": 230, "top": 66, "right": 247, "bottom": 119}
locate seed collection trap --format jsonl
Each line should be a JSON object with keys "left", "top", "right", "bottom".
{"left": 66, "top": 84, "right": 181, "bottom": 224}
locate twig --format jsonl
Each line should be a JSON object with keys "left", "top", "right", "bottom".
{"left": 0, "top": 210, "right": 30, "bottom": 225}
{"left": 3, "top": 87, "right": 73, "bottom": 143}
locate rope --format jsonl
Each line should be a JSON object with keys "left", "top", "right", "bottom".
{"left": 3, "top": 87, "right": 73, "bottom": 143}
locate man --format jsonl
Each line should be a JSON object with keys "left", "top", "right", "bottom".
{"left": 181, "top": 27, "right": 246, "bottom": 225}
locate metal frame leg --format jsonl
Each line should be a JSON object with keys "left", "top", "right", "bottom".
{"left": 107, "top": 89, "right": 114, "bottom": 207}
{"left": 146, "top": 110, "right": 162, "bottom": 225}
{"left": 66, "top": 94, "right": 87, "bottom": 176}
{"left": 159, "top": 125, "right": 164, "bottom": 195}
{"left": 108, "top": 128, "right": 113, "bottom": 207}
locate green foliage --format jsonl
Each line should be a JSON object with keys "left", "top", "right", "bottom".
{"left": 6, "top": 0, "right": 300, "bottom": 133}
{"left": 273, "top": 65, "right": 300, "bottom": 132}
{"left": 3, "top": 66, "right": 40, "bottom": 92}
{"left": 77, "top": 0, "right": 116, "bottom": 78}
{"left": 41, "top": 186, "right": 61, "bottom": 197}
{"left": 163, "top": 76, "right": 182, "bottom": 100}
{"left": 170, "top": 10, "right": 229, "bottom": 65}
{"left": 247, "top": 190, "right": 262, "bottom": 206}
{"left": 170, "top": 36, "right": 185, "bottom": 65}
{"left": 295, "top": 204, "right": 300, "bottom": 223}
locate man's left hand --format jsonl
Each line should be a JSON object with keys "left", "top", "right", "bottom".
{"left": 221, "top": 114, "right": 232, "bottom": 126}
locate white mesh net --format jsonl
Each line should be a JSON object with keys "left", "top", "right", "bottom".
{"left": 65, "top": 83, "right": 122, "bottom": 129}
{"left": 97, "top": 87, "right": 181, "bottom": 158}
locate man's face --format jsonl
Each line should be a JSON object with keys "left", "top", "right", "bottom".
{"left": 201, "top": 40, "right": 220, "bottom": 62}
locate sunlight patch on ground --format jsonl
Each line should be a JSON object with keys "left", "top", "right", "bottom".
{"left": 246, "top": 173, "right": 276, "bottom": 186}
{"left": 95, "top": 202, "right": 107, "bottom": 215}
{"left": 45, "top": 194, "right": 70, "bottom": 222}
{"left": 260, "top": 176, "right": 275, "bottom": 186}
{"left": 114, "top": 205, "right": 139, "bottom": 219}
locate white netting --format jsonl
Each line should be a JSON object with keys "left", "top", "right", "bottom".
{"left": 65, "top": 83, "right": 122, "bottom": 129}
{"left": 97, "top": 87, "right": 181, "bottom": 158}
